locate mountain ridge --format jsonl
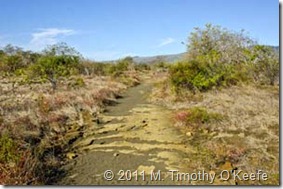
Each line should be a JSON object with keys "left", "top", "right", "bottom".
{"left": 102, "top": 45, "right": 279, "bottom": 64}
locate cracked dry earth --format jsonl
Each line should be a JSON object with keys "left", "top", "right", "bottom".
{"left": 59, "top": 82, "right": 228, "bottom": 185}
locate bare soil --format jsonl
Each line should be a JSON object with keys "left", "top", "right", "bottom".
{"left": 59, "top": 81, "right": 198, "bottom": 185}
{"left": 58, "top": 77, "right": 279, "bottom": 185}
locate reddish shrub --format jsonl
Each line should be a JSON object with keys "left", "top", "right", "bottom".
{"left": 227, "top": 147, "right": 246, "bottom": 163}
{"left": 174, "top": 111, "right": 189, "bottom": 124}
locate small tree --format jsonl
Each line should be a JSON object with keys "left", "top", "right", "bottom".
{"left": 170, "top": 24, "right": 255, "bottom": 92}
{"left": 250, "top": 45, "right": 279, "bottom": 85}
{"left": 117, "top": 56, "right": 134, "bottom": 71}
{"left": 30, "top": 43, "right": 80, "bottom": 91}
{"left": 170, "top": 23, "right": 279, "bottom": 92}
{"left": 0, "top": 45, "right": 41, "bottom": 75}
{"left": 42, "top": 42, "right": 82, "bottom": 57}
{"left": 0, "top": 45, "right": 25, "bottom": 74}
{"left": 6, "top": 54, "right": 24, "bottom": 72}
{"left": 3, "top": 44, "right": 23, "bottom": 55}
{"left": 107, "top": 56, "right": 134, "bottom": 76}
{"left": 187, "top": 23, "right": 255, "bottom": 65}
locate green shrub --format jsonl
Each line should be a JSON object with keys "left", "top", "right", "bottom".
{"left": 106, "top": 64, "right": 122, "bottom": 76}
{"left": 249, "top": 45, "right": 279, "bottom": 85}
{"left": 78, "top": 61, "right": 109, "bottom": 76}
{"left": 187, "top": 24, "right": 255, "bottom": 65}
{"left": 118, "top": 75, "right": 140, "bottom": 87}
{"left": 68, "top": 77, "right": 86, "bottom": 89}
{"left": 169, "top": 60, "right": 241, "bottom": 93}
{"left": 134, "top": 63, "right": 150, "bottom": 71}
{"left": 37, "top": 94, "right": 51, "bottom": 114}
{"left": 28, "top": 43, "right": 81, "bottom": 91}
{"left": 74, "top": 77, "right": 85, "bottom": 87}
{"left": 169, "top": 24, "right": 278, "bottom": 94}
{"left": 186, "top": 107, "right": 223, "bottom": 125}
{"left": 0, "top": 133, "right": 19, "bottom": 163}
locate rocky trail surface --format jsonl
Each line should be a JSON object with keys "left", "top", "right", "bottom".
{"left": 59, "top": 79, "right": 232, "bottom": 185}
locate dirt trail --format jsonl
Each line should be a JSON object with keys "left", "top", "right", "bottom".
{"left": 59, "top": 80, "right": 197, "bottom": 185}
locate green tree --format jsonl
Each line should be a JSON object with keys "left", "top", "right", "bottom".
{"left": 30, "top": 43, "right": 80, "bottom": 91}
{"left": 42, "top": 42, "right": 82, "bottom": 57}
{"left": 187, "top": 23, "right": 255, "bottom": 65}
{"left": 107, "top": 56, "right": 134, "bottom": 76}
{"left": 6, "top": 54, "right": 24, "bottom": 72}
{"left": 117, "top": 56, "right": 134, "bottom": 71}
{"left": 0, "top": 45, "right": 25, "bottom": 74}
{"left": 250, "top": 45, "right": 279, "bottom": 85}
{"left": 0, "top": 45, "right": 41, "bottom": 75}
{"left": 3, "top": 44, "right": 23, "bottom": 55}
{"left": 169, "top": 24, "right": 260, "bottom": 93}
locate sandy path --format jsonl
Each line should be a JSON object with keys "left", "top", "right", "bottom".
{"left": 59, "top": 81, "right": 199, "bottom": 185}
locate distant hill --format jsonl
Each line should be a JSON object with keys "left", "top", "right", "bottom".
{"left": 131, "top": 45, "right": 279, "bottom": 64}
{"left": 103, "top": 46, "right": 278, "bottom": 64}
{"left": 132, "top": 52, "right": 186, "bottom": 64}
{"left": 270, "top": 46, "right": 279, "bottom": 54}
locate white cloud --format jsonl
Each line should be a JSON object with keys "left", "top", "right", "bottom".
{"left": 157, "top": 37, "right": 175, "bottom": 47}
{"left": 29, "top": 28, "right": 76, "bottom": 50}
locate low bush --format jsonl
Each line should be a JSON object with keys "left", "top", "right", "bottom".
{"left": 67, "top": 77, "right": 86, "bottom": 89}
{"left": 77, "top": 61, "right": 108, "bottom": 76}
{"left": 174, "top": 107, "right": 223, "bottom": 128}
{"left": 0, "top": 133, "right": 19, "bottom": 164}
{"left": 169, "top": 24, "right": 279, "bottom": 94}
{"left": 134, "top": 63, "right": 150, "bottom": 71}
{"left": 186, "top": 107, "right": 223, "bottom": 125}
{"left": 169, "top": 60, "right": 243, "bottom": 93}
{"left": 249, "top": 45, "right": 279, "bottom": 85}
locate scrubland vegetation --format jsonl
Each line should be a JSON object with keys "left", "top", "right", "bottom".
{"left": 0, "top": 24, "right": 279, "bottom": 185}
{"left": 0, "top": 43, "right": 144, "bottom": 184}
{"left": 151, "top": 24, "right": 279, "bottom": 185}
{"left": 169, "top": 24, "right": 279, "bottom": 93}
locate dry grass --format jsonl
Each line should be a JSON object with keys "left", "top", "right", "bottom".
{"left": 0, "top": 75, "right": 127, "bottom": 185}
{"left": 151, "top": 82, "right": 279, "bottom": 185}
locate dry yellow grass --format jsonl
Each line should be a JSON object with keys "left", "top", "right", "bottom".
{"left": 151, "top": 83, "right": 279, "bottom": 185}
{"left": 0, "top": 75, "right": 128, "bottom": 184}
